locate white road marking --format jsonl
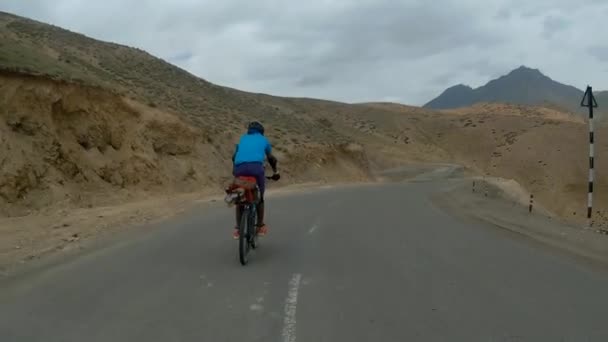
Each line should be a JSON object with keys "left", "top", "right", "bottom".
{"left": 308, "top": 224, "right": 319, "bottom": 234}
{"left": 250, "top": 304, "right": 264, "bottom": 312}
{"left": 200, "top": 275, "right": 213, "bottom": 288}
{"left": 308, "top": 218, "right": 322, "bottom": 234}
{"left": 282, "top": 273, "right": 302, "bottom": 342}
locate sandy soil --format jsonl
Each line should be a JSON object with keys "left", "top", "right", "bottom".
{"left": 0, "top": 190, "right": 211, "bottom": 276}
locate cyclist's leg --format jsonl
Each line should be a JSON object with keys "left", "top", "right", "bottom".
{"left": 251, "top": 166, "right": 266, "bottom": 227}
{"left": 256, "top": 196, "right": 265, "bottom": 226}
{"left": 235, "top": 205, "right": 243, "bottom": 227}
{"left": 232, "top": 165, "right": 242, "bottom": 238}
{"left": 232, "top": 205, "right": 243, "bottom": 239}
{"left": 253, "top": 168, "right": 269, "bottom": 235}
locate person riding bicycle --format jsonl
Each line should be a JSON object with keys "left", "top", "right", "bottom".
{"left": 231, "top": 121, "right": 279, "bottom": 239}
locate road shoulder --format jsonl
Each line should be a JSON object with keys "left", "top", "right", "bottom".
{"left": 431, "top": 178, "right": 608, "bottom": 267}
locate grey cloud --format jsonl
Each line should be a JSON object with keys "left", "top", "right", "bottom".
{"left": 501, "top": 0, "right": 605, "bottom": 22}
{"left": 588, "top": 46, "right": 608, "bottom": 62}
{"left": 262, "top": 1, "right": 502, "bottom": 59}
{"left": 238, "top": 0, "right": 505, "bottom": 90}
{"left": 494, "top": 8, "right": 512, "bottom": 20}
{"left": 431, "top": 73, "right": 458, "bottom": 86}
{"left": 542, "top": 16, "right": 570, "bottom": 39}
{"left": 1, "top": 0, "right": 608, "bottom": 105}
{"left": 169, "top": 51, "right": 194, "bottom": 63}
{"left": 458, "top": 58, "right": 511, "bottom": 79}
{"left": 295, "top": 75, "right": 332, "bottom": 88}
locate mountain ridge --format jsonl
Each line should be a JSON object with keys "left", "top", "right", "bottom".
{"left": 424, "top": 65, "right": 604, "bottom": 118}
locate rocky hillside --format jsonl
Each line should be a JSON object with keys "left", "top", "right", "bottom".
{"left": 0, "top": 12, "right": 378, "bottom": 216}
{"left": 1, "top": 11, "right": 607, "bottom": 228}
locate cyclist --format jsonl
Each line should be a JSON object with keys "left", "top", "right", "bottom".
{"left": 231, "top": 121, "right": 279, "bottom": 239}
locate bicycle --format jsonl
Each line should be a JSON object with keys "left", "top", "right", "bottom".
{"left": 224, "top": 174, "right": 280, "bottom": 265}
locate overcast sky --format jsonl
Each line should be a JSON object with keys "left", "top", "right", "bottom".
{"left": 2, "top": 0, "right": 607, "bottom": 105}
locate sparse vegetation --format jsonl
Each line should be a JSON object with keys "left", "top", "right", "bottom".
{"left": 1, "top": 10, "right": 608, "bottom": 231}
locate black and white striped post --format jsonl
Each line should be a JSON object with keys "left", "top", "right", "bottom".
{"left": 581, "top": 86, "right": 598, "bottom": 226}
{"left": 529, "top": 194, "right": 534, "bottom": 213}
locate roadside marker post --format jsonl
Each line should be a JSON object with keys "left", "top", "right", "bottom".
{"left": 581, "top": 86, "right": 599, "bottom": 227}
{"left": 529, "top": 194, "right": 534, "bottom": 213}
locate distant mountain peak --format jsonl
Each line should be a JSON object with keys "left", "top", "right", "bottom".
{"left": 513, "top": 65, "right": 540, "bottom": 72}
{"left": 506, "top": 65, "right": 546, "bottom": 79}
{"left": 424, "top": 66, "right": 586, "bottom": 114}
{"left": 447, "top": 84, "right": 473, "bottom": 91}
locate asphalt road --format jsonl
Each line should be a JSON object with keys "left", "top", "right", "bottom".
{"left": 1, "top": 179, "right": 608, "bottom": 341}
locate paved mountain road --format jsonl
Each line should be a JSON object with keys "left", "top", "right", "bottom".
{"left": 1, "top": 178, "right": 608, "bottom": 341}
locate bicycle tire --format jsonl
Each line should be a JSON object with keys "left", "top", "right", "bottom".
{"left": 250, "top": 204, "right": 259, "bottom": 250}
{"left": 238, "top": 205, "right": 250, "bottom": 265}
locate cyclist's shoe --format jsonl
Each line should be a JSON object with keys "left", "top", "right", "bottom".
{"left": 256, "top": 224, "right": 268, "bottom": 236}
{"left": 232, "top": 228, "right": 240, "bottom": 240}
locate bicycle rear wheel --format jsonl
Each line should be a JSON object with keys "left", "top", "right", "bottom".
{"left": 250, "top": 204, "right": 259, "bottom": 250}
{"left": 238, "top": 206, "right": 250, "bottom": 265}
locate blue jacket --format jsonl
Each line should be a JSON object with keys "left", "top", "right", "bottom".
{"left": 232, "top": 132, "right": 272, "bottom": 165}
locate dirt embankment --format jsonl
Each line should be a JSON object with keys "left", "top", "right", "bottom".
{"left": 0, "top": 72, "right": 378, "bottom": 274}
{"left": 0, "top": 72, "right": 372, "bottom": 218}
{"left": 433, "top": 177, "right": 608, "bottom": 265}
{"left": 428, "top": 107, "right": 608, "bottom": 227}
{"left": 347, "top": 102, "right": 608, "bottom": 228}
{"left": 3, "top": 72, "right": 608, "bottom": 274}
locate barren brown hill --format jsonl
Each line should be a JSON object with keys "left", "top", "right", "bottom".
{"left": 0, "top": 12, "right": 377, "bottom": 217}
{"left": 1, "top": 11, "right": 607, "bottom": 231}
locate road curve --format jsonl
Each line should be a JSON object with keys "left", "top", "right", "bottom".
{"left": 1, "top": 179, "right": 608, "bottom": 341}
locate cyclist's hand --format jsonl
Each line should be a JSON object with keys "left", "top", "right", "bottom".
{"left": 270, "top": 172, "right": 281, "bottom": 181}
